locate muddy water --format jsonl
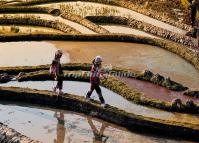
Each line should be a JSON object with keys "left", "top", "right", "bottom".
{"left": 42, "top": 2, "right": 186, "bottom": 34}
{"left": 118, "top": 77, "right": 199, "bottom": 103}
{"left": 0, "top": 41, "right": 69, "bottom": 67}
{"left": 101, "top": 25, "right": 157, "bottom": 38}
{"left": 2, "top": 81, "right": 199, "bottom": 127}
{"left": 50, "top": 41, "right": 199, "bottom": 89}
{"left": 0, "top": 102, "right": 195, "bottom": 143}
{"left": 0, "top": 40, "right": 198, "bottom": 88}
{"left": 0, "top": 14, "right": 96, "bottom": 34}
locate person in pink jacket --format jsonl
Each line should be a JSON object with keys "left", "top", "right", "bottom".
{"left": 86, "top": 56, "right": 106, "bottom": 107}
{"left": 50, "top": 50, "right": 64, "bottom": 95}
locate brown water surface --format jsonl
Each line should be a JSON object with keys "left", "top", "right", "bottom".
{"left": 0, "top": 103, "right": 140, "bottom": 143}
{"left": 0, "top": 102, "right": 196, "bottom": 143}
{"left": 50, "top": 41, "right": 199, "bottom": 89}
{"left": 118, "top": 77, "right": 199, "bottom": 103}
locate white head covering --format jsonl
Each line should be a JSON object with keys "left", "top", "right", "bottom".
{"left": 55, "top": 50, "right": 63, "bottom": 56}
{"left": 94, "top": 55, "right": 103, "bottom": 64}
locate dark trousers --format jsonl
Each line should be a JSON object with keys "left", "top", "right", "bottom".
{"left": 86, "top": 83, "right": 105, "bottom": 104}
{"left": 56, "top": 76, "right": 63, "bottom": 90}
{"left": 191, "top": 6, "right": 197, "bottom": 27}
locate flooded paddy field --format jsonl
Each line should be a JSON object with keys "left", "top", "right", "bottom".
{"left": 0, "top": 102, "right": 196, "bottom": 143}
{"left": 0, "top": 40, "right": 198, "bottom": 88}
{"left": 0, "top": 13, "right": 96, "bottom": 34}
{"left": 2, "top": 81, "right": 199, "bottom": 127}
{"left": 0, "top": 1, "right": 198, "bottom": 142}
{"left": 0, "top": 41, "right": 68, "bottom": 67}
{"left": 117, "top": 77, "right": 199, "bottom": 103}
{"left": 50, "top": 41, "right": 199, "bottom": 89}
{"left": 40, "top": 2, "right": 186, "bottom": 34}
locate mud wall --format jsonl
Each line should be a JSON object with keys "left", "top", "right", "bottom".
{"left": 0, "top": 122, "right": 40, "bottom": 143}
{"left": 15, "top": 70, "right": 198, "bottom": 113}
{"left": 61, "top": 12, "right": 109, "bottom": 34}
{"left": 0, "top": 16, "right": 80, "bottom": 34}
{"left": 0, "top": 63, "right": 187, "bottom": 91}
{"left": 8, "top": 0, "right": 191, "bottom": 31}
{"left": 0, "top": 86, "right": 199, "bottom": 141}
{"left": 0, "top": 6, "right": 109, "bottom": 34}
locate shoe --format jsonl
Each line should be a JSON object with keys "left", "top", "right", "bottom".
{"left": 101, "top": 103, "right": 106, "bottom": 108}
{"left": 86, "top": 97, "right": 91, "bottom": 102}
{"left": 58, "top": 90, "right": 64, "bottom": 95}
{"left": 53, "top": 87, "right": 56, "bottom": 92}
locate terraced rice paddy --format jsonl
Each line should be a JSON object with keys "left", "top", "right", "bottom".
{"left": 0, "top": 0, "right": 198, "bottom": 142}
{"left": 42, "top": 2, "right": 187, "bottom": 34}
{"left": 0, "top": 102, "right": 197, "bottom": 143}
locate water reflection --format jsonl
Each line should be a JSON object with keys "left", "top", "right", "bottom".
{"left": 53, "top": 111, "right": 110, "bottom": 143}
{"left": 54, "top": 111, "right": 66, "bottom": 143}
{"left": 87, "top": 117, "right": 109, "bottom": 143}
{"left": 0, "top": 102, "right": 197, "bottom": 143}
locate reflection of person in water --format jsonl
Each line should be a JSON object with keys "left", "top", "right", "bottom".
{"left": 87, "top": 117, "right": 109, "bottom": 143}
{"left": 54, "top": 111, "right": 66, "bottom": 143}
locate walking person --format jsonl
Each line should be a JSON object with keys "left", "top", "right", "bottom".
{"left": 50, "top": 50, "right": 64, "bottom": 95}
{"left": 86, "top": 56, "right": 106, "bottom": 107}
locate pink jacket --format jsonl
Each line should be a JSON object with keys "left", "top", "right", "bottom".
{"left": 90, "top": 65, "right": 103, "bottom": 84}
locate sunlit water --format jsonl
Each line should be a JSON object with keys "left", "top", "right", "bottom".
{"left": 0, "top": 41, "right": 69, "bottom": 67}
{"left": 2, "top": 81, "right": 199, "bottom": 127}
{"left": 0, "top": 103, "right": 195, "bottom": 143}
